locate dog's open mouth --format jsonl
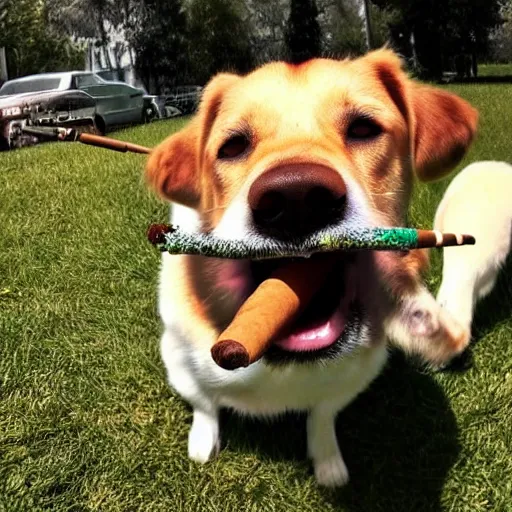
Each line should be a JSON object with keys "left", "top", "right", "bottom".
{"left": 249, "top": 253, "right": 361, "bottom": 358}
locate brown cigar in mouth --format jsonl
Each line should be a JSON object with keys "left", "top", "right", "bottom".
{"left": 211, "top": 256, "right": 336, "bottom": 370}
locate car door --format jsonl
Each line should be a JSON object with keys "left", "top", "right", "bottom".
{"left": 73, "top": 74, "right": 143, "bottom": 128}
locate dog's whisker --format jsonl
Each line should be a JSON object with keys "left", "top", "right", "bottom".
{"left": 371, "top": 191, "right": 401, "bottom": 197}
{"left": 202, "top": 205, "right": 228, "bottom": 214}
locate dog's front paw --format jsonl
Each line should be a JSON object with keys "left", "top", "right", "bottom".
{"left": 188, "top": 410, "right": 220, "bottom": 464}
{"left": 408, "top": 303, "right": 440, "bottom": 337}
{"left": 387, "top": 288, "right": 471, "bottom": 367}
{"left": 314, "top": 454, "right": 350, "bottom": 487}
{"left": 410, "top": 295, "right": 471, "bottom": 363}
{"left": 434, "top": 307, "right": 471, "bottom": 357}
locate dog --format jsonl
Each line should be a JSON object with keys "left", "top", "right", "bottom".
{"left": 145, "top": 49, "right": 478, "bottom": 487}
{"left": 435, "top": 160, "right": 512, "bottom": 343}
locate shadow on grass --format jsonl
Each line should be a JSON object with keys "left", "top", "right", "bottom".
{"left": 472, "top": 256, "right": 512, "bottom": 341}
{"left": 221, "top": 352, "right": 459, "bottom": 512}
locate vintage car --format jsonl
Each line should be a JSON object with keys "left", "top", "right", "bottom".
{"left": 0, "top": 71, "right": 158, "bottom": 150}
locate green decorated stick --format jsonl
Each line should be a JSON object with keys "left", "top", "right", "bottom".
{"left": 147, "top": 223, "right": 475, "bottom": 260}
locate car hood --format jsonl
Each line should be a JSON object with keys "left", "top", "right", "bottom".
{"left": 0, "top": 90, "right": 87, "bottom": 107}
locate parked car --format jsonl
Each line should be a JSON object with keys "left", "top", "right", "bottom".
{"left": 0, "top": 71, "right": 156, "bottom": 150}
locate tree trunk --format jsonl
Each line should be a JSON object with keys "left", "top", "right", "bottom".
{"left": 362, "top": 0, "right": 374, "bottom": 50}
{"left": 471, "top": 52, "right": 478, "bottom": 77}
{"left": 0, "top": 47, "right": 8, "bottom": 82}
{"left": 102, "top": 45, "right": 112, "bottom": 70}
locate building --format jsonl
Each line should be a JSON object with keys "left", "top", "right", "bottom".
{"left": 81, "top": 21, "right": 144, "bottom": 91}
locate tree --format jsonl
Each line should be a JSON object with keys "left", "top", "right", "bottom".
{"left": 369, "top": 0, "right": 442, "bottom": 78}
{"left": 128, "top": 0, "right": 189, "bottom": 93}
{"left": 370, "top": 0, "right": 504, "bottom": 79}
{"left": 491, "top": 1, "right": 512, "bottom": 62}
{"left": 0, "top": 0, "right": 85, "bottom": 79}
{"left": 317, "top": 0, "right": 366, "bottom": 58}
{"left": 445, "top": 0, "right": 503, "bottom": 76}
{"left": 285, "top": 0, "right": 322, "bottom": 63}
{"left": 186, "top": 0, "right": 254, "bottom": 84}
{"left": 245, "top": 0, "right": 289, "bottom": 63}
{"left": 46, "top": 0, "right": 99, "bottom": 38}
{"left": 45, "top": 0, "right": 128, "bottom": 73}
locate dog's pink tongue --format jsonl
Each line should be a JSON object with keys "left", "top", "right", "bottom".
{"left": 273, "top": 267, "right": 356, "bottom": 353}
{"left": 273, "top": 306, "right": 346, "bottom": 352}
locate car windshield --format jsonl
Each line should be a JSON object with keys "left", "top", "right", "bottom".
{"left": 74, "top": 74, "right": 104, "bottom": 88}
{"left": 0, "top": 78, "right": 62, "bottom": 96}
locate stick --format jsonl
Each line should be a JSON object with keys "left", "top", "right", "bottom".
{"left": 75, "top": 133, "right": 151, "bottom": 154}
{"left": 147, "top": 224, "right": 475, "bottom": 259}
{"left": 414, "top": 230, "right": 474, "bottom": 248}
{"left": 21, "top": 126, "right": 152, "bottom": 154}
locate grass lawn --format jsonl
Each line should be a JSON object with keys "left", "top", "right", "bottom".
{"left": 478, "top": 63, "right": 512, "bottom": 77}
{"left": 1, "top": 83, "right": 512, "bottom": 512}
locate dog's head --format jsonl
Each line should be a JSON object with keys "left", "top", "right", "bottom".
{"left": 147, "top": 49, "right": 478, "bottom": 364}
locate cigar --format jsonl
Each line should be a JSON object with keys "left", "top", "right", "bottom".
{"left": 211, "top": 257, "right": 336, "bottom": 370}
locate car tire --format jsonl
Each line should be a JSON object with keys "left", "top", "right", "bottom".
{"left": 144, "top": 104, "right": 160, "bottom": 123}
{"left": 94, "top": 116, "right": 106, "bottom": 135}
{"left": 0, "top": 137, "right": 10, "bottom": 151}
{"left": 73, "top": 121, "right": 102, "bottom": 136}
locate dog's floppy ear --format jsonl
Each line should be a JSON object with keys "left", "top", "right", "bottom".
{"left": 145, "top": 73, "right": 240, "bottom": 208}
{"left": 410, "top": 84, "right": 478, "bottom": 182}
{"left": 362, "top": 48, "right": 478, "bottom": 182}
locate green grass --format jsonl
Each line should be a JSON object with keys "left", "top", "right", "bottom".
{"left": 478, "top": 63, "right": 512, "bottom": 77}
{"left": 1, "top": 83, "right": 512, "bottom": 511}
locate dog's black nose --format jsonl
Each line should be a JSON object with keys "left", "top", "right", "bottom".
{"left": 248, "top": 163, "right": 347, "bottom": 236}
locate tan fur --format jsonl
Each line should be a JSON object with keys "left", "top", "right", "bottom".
{"left": 146, "top": 48, "right": 477, "bottom": 362}
{"left": 147, "top": 49, "right": 477, "bottom": 222}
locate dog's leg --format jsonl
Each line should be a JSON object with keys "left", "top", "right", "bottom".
{"left": 436, "top": 271, "right": 476, "bottom": 334}
{"left": 377, "top": 250, "right": 470, "bottom": 366}
{"left": 307, "top": 407, "right": 349, "bottom": 487}
{"left": 386, "top": 283, "right": 470, "bottom": 366}
{"left": 160, "top": 330, "right": 220, "bottom": 463}
{"left": 176, "top": 384, "right": 220, "bottom": 464}
{"left": 188, "top": 407, "right": 220, "bottom": 463}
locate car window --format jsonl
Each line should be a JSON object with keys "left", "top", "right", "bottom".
{"left": 0, "top": 78, "right": 62, "bottom": 96}
{"left": 75, "top": 74, "right": 103, "bottom": 88}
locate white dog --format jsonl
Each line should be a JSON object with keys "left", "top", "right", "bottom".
{"left": 435, "top": 160, "right": 512, "bottom": 340}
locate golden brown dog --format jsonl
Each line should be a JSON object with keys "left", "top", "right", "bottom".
{"left": 145, "top": 49, "right": 478, "bottom": 486}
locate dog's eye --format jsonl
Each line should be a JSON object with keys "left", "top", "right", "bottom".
{"left": 217, "top": 135, "right": 250, "bottom": 159}
{"left": 347, "top": 118, "right": 382, "bottom": 140}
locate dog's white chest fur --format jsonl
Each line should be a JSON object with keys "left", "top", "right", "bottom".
{"left": 161, "top": 327, "right": 387, "bottom": 416}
